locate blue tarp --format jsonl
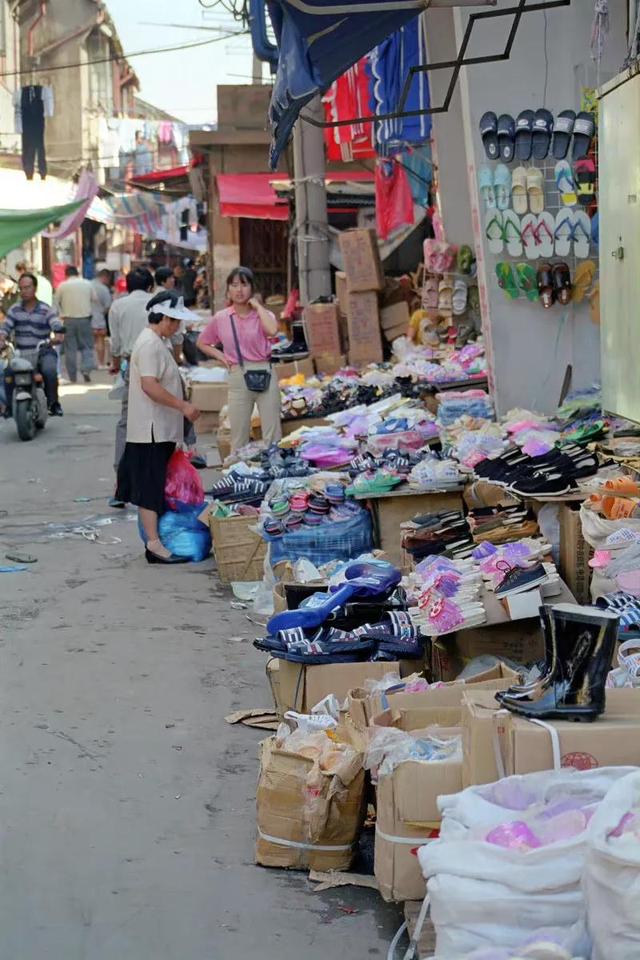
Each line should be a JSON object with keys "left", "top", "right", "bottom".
{"left": 268, "top": 0, "right": 424, "bottom": 167}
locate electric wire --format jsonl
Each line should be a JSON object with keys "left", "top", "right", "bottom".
{"left": 0, "top": 30, "right": 247, "bottom": 80}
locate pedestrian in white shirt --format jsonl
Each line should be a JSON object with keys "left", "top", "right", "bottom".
{"left": 107, "top": 267, "right": 154, "bottom": 507}
{"left": 55, "top": 265, "right": 97, "bottom": 383}
{"left": 115, "top": 289, "right": 200, "bottom": 564}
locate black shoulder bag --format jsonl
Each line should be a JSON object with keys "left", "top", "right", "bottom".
{"left": 229, "top": 313, "right": 272, "bottom": 393}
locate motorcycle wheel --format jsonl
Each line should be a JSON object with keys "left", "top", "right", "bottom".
{"left": 35, "top": 388, "right": 47, "bottom": 429}
{"left": 15, "top": 398, "right": 36, "bottom": 441}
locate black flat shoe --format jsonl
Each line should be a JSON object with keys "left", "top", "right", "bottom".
{"left": 145, "top": 548, "right": 189, "bottom": 565}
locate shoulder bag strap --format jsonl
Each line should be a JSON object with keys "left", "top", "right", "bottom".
{"left": 228, "top": 312, "right": 244, "bottom": 369}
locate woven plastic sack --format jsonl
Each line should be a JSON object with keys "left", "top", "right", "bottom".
{"left": 580, "top": 502, "right": 640, "bottom": 550}
{"left": 264, "top": 509, "right": 373, "bottom": 567}
{"left": 418, "top": 767, "right": 636, "bottom": 959}
{"left": 165, "top": 450, "right": 204, "bottom": 509}
{"left": 584, "top": 770, "right": 640, "bottom": 960}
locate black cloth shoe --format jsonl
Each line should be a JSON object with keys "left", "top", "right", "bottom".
{"left": 496, "top": 604, "right": 619, "bottom": 721}
{"left": 82, "top": 372, "right": 91, "bottom": 384}
{"left": 145, "top": 548, "right": 189, "bottom": 565}
{"left": 48, "top": 402, "right": 63, "bottom": 417}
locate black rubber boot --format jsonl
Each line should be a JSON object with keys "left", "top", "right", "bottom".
{"left": 496, "top": 603, "right": 619, "bottom": 722}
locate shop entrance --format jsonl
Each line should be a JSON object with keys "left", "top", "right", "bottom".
{"left": 239, "top": 218, "right": 288, "bottom": 299}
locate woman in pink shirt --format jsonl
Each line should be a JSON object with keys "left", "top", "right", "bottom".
{"left": 197, "top": 267, "right": 282, "bottom": 453}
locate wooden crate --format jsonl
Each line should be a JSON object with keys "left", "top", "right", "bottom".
{"left": 209, "top": 513, "right": 267, "bottom": 583}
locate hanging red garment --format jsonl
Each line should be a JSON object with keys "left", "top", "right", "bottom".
{"left": 322, "top": 57, "right": 376, "bottom": 162}
{"left": 375, "top": 157, "right": 415, "bottom": 240}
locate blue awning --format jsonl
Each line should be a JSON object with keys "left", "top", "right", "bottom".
{"left": 268, "top": 0, "right": 425, "bottom": 168}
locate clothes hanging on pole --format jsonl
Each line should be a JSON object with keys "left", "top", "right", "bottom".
{"left": 322, "top": 57, "right": 376, "bottom": 162}
{"left": 369, "top": 18, "right": 431, "bottom": 147}
{"left": 13, "top": 85, "right": 54, "bottom": 180}
{"left": 375, "top": 157, "right": 414, "bottom": 240}
{"left": 400, "top": 145, "right": 433, "bottom": 207}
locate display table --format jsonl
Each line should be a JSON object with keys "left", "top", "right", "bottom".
{"left": 352, "top": 484, "right": 466, "bottom": 566}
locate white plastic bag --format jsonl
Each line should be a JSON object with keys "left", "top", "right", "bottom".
{"left": 584, "top": 769, "right": 640, "bottom": 960}
{"left": 580, "top": 502, "right": 640, "bottom": 550}
{"left": 418, "top": 767, "right": 636, "bottom": 959}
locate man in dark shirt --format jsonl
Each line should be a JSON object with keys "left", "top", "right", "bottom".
{"left": 0, "top": 272, "right": 64, "bottom": 416}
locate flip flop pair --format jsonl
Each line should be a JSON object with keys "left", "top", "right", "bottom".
{"left": 554, "top": 209, "right": 592, "bottom": 258}
{"left": 521, "top": 212, "right": 555, "bottom": 259}
{"left": 496, "top": 262, "right": 537, "bottom": 302}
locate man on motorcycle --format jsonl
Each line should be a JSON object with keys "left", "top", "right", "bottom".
{"left": 0, "top": 272, "right": 64, "bottom": 417}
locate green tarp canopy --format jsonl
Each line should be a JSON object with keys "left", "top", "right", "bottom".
{"left": 0, "top": 201, "right": 84, "bottom": 259}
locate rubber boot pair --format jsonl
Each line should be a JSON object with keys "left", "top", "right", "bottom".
{"left": 496, "top": 602, "right": 619, "bottom": 722}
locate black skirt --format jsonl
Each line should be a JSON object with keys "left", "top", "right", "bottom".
{"left": 116, "top": 441, "right": 176, "bottom": 514}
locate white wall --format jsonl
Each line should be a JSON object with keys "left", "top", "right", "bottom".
{"left": 450, "top": 0, "right": 627, "bottom": 414}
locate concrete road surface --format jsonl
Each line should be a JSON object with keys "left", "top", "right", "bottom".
{"left": 0, "top": 376, "right": 401, "bottom": 960}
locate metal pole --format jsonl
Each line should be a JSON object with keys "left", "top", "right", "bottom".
{"left": 292, "top": 96, "right": 331, "bottom": 304}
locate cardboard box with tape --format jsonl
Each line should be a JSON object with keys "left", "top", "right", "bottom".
{"left": 338, "top": 228, "right": 384, "bottom": 292}
{"left": 461, "top": 688, "right": 640, "bottom": 785}
{"left": 255, "top": 727, "right": 366, "bottom": 871}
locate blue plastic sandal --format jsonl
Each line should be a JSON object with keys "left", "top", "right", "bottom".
{"left": 267, "top": 560, "right": 401, "bottom": 634}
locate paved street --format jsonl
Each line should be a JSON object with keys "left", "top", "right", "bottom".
{"left": 0, "top": 376, "right": 400, "bottom": 960}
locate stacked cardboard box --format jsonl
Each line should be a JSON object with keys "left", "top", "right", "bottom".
{"left": 338, "top": 229, "right": 384, "bottom": 366}
{"left": 188, "top": 381, "right": 229, "bottom": 436}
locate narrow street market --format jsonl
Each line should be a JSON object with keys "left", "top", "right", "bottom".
{"left": 1, "top": 1, "right": 640, "bottom": 959}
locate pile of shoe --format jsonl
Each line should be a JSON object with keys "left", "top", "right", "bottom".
{"left": 473, "top": 537, "right": 557, "bottom": 596}
{"left": 408, "top": 453, "right": 468, "bottom": 491}
{"left": 207, "top": 470, "right": 271, "bottom": 506}
{"left": 407, "top": 554, "right": 485, "bottom": 636}
{"left": 402, "top": 510, "right": 475, "bottom": 562}
{"left": 258, "top": 444, "right": 311, "bottom": 480}
{"left": 474, "top": 442, "right": 599, "bottom": 496}
{"left": 467, "top": 503, "right": 539, "bottom": 543}
{"left": 262, "top": 483, "right": 363, "bottom": 537}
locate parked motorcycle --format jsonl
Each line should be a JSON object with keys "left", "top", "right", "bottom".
{"left": 1, "top": 340, "right": 49, "bottom": 441}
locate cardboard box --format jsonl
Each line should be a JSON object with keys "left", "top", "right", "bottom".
{"left": 303, "top": 302, "right": 342, "bottom": 357}
{"left": 432, "top": 620, "right": 546, "bottom": 682}
{"left": 375, "top": 490, "right": 464, "bottom": 568}
{"left": 281, "top": 415, "right": 331, "bottom": 437}
{"left": 267, "top": 659, "right": 422, "bottom": 717}
{"left": 335, "top": 270, "right": 349, "bottom": 315}
{"left": 314, "top": 353, "right": 347, "bottom": 376}
{"left": 255, "top": 732, "right": 366, "bottom": 872}
{"left": 371, "top": 694, "right": 463, "bottom": 901}
{"left": 347, "top": 662, "right": 519, "bottom": 732}
{"left": 189, "top": 381, "right": 228, "bottom": 412}
{"left": 338, "top": 228, "right": 384, "bottom": 292}
{"left": 461, "top": 690, "right": 507, "bottom": 787}
{"left": 498, "top": 688, "right": 640, "bottom": 776}
{"left": 275, "top": 357, "right": 316, "bottom": 381}
{"left": 346, "top": 291, "right": 383, "bottom": 365}
{"left": 194, "top": 411, "right": 219, "bottom": 436}
{"left": 559, "top": 502, "right": 592, "bottom": 604}
{"left": 380, "top": 302, "right": 410, "bottom": 335}
{"left": 217, "top": 428, "right": 231, "bottom": 463}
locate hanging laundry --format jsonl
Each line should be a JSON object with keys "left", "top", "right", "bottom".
{"left": 399, "top": 145, "right": 432, "bottom": 207}
{"left": 369, "top": 18, "right": 431, "bottom": 147}
{"left": 375, "top": 157, "right": 415, "bottom": 240}
{"left": 322, "top": 57, "right": 376, "bottom": 162}
{"left": 13, "top": 85, "right": 54, "bottom": 180}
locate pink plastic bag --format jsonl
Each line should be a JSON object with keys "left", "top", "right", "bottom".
{"left": 165, "top": 450, "right": 204, "bottom": 509}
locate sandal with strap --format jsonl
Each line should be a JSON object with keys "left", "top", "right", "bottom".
{"left": 552, "top": 261, "right": 573, "bottom": 305}
{"left": 537, "top": 262, "right": 555, "bottom": 309}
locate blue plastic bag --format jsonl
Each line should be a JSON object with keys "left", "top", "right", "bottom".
{"left": 138, "top": 500, "right": 211, "bottom": 562}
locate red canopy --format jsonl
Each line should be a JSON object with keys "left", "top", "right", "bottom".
{"left": 217, "top": 173, "right": 289, "bottom": 220}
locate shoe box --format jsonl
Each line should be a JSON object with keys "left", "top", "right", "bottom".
{"left": 461, "top": 688, "right": 640, "bottom": 787}
{"left": 347, "top": 290, "right": 384, "bottom": 365}
{"left": 380, "top": 301, "right": 410, "bottom": 344}
{"left": 558, "top": 501, "right": 593, "bottom": 604}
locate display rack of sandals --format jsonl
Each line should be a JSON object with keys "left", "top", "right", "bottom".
{"left": 414, "top": 238, "right": 480, "bottom": 349}
{"left": 478, "top": 106, "right": 599, "bottom": 315}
